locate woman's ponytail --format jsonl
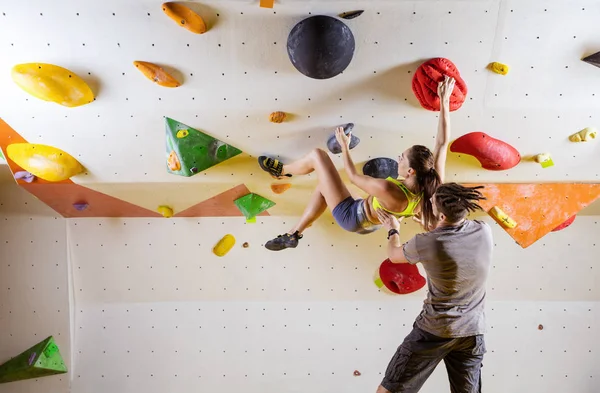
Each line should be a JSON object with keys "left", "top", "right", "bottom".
{"left": 408, "top": 145, "right": 442, "bottom": 231}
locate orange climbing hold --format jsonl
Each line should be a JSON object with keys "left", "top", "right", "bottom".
{"left": 464, "top": 183, "right": 600, "bottom": 248}
{"left": 162, "top": 2, "right": 207, "bottom": 34}
{"left": 133, "top": 61, "right": 180, "bottom": 87}
{"left": 271, "top": 183, "right": 291, "bottom": 194}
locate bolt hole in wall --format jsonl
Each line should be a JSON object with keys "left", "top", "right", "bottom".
{"left": 1, "top": 1, "right": 600, "bottom": 393}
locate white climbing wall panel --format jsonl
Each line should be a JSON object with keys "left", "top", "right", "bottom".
{"left": 0, "top": 0, "right": 599, "bottom": 216}
{"left": 66, "top": 216, "right": 599, "bottom": 393}
{"left": 0, "top": 168, "right": 71, "bottom": 393}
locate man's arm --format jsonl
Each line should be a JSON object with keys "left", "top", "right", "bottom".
{"left": 376, "top": 209, "right": 420, "bottom": 264}
{"left": 387, "top": 230, "right": 410, "bottom": 264}
{"left": 433, "top": 76, "right": 455, "bottom": 183}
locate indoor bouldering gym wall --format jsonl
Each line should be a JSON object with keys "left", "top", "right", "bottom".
{"left": 0, "top": 1, "right": 599, "bottom": 393}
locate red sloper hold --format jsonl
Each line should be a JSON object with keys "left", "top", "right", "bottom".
{"left": 450, "top": 132, "right": 521, "bottom": 170}
{"left": 379, "top": 259, "right": 426, "bottom": 295}
{"left": 551, "top": 215, "right": 576, "bottom": 232}
{"left": 412, "top": 58, "right": 468, "bottom": 111}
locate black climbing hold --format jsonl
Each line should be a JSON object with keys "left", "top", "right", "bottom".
{"left": 339, "top": 10, "right": 364, "bottom": 20}
{"left": 582, "top": 51, "right": 600, "bottom": 69}
{"left": 287, "top": 15, "right": 355, "bottom": 79}
{"left": 363, "top": 157, "right": 398, "bottom": 179}
{"left": 326, "top": 123, "right": 360, "bottom": 154}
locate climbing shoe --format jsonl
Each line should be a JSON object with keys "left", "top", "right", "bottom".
{"left": 258, "top": 156, "right": 292, "bottom": 178}
{"left": 265, "top": 231, "right": 302, "bottom": 251}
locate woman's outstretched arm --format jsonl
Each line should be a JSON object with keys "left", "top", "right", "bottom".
{"left": 433, "top": 76, "right": 455, "bottom": 183}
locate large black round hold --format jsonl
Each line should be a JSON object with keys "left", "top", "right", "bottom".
{"left": 287, "top": 15, "right": 355, "bottom": 79}
{"left": 363, "top": 157, "right": 399, "bottom": 179}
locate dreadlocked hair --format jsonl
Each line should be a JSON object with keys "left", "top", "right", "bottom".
{"left": 407, "top": 145, "right": 442, "bottom": 231}
{"left": 434, "top": 183, "right": 486, "bottom": 223}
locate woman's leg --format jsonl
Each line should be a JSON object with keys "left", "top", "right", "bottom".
{"left": 264, "top": 149, "right": 352, "bottom": 251}
{"left": 282, "top": 148, "right": 351, "bottom": 208}
{"left": 289, "top": 185, "right": 327, "bottom": 234}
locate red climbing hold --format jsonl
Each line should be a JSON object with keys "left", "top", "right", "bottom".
{"left": 450, "top": 132, "right": 521, "bottom": 170}
{"left": 379, "top": 259, "right": 426, "bottom": 295}
{"left": 552, "top": 215, "right": 576, "bottom": 232}
{"left": 412, "top": 58, "right": 468, "bottom": 111}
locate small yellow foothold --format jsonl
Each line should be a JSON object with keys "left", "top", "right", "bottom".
{"left": 374, "top": 278, "right": 384, "bottom": 289}
{"left": 534, "top": 153, "right": 551, "bottom": 163}
{"left": 569, "top": 127, "right": 597, "bottom": 142}
{"left": 176, "top": 129, "right": 189, "bottom": 139}
{"left": 157, "top": 205, "right": 173, "bottom": 218}
{"left": 489, "top": 62, "right": 509, "bottom": 75}
{"left": 213, "top": 234, "right": 236, "bottom": 257}
{"left": 489, "top": 206, "right": 517, "bottom": 228}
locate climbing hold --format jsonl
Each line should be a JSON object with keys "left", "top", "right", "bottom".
{"left": 412, "top": 58, "right": 468, "bottom": 111}
{"left": 353, "top": 370, "right": 362, "bottom": 376}
{"left": 379, "top": 259, "right": 426, "bottom": 294}
{"left": 176, "top": 129, "right": 189, "bottom": 139}
{"left": 538, "top": 324, "right": 544, "bottom": 330}
{"left": 450, "top": 132, "right": 521, "bottom": 170}
{"left": 552, "top": 215, "right": 576, "bottom": 232}
{"left": 489, "top": 206, "right": 517, "bottom": 228}
{"left": 11, "top": 63, "right": 94, "bottom": 107}
{"left": 373, "top": 277, "right": 384, "bottom": 289}
{"left": 72, "top": 202, "right": 88, "bottom": 211}
{"left": 234, "top": 193, "right": 275, "bottom": 220}
{"left": 489, "top": 62, "right": 509, "bottom": 75}
{"left": 582, "top": 51, "right": 600, "bottom": 69}
{"left": 7, "top": 143, "right": 83, "bottom": 182}
{"left": 165, "top": 117, "right": 242, "bottom": 177}
{"left": 162, "top": 2, "right": 207, "bottom": 34}
{"left": 534, "top": 153, "right": 554, "bottom": 168}
{"left": 271, "top": 183, "right": 292, "bottom": 194}
{"left": 569, "top": 127, "right": 597, "bottom": 142}
{"left": 14, "top": 171, "right": 36, "bottom": 183}
{"left": 269, "top": 111, "right": 287, "bottom": 123}
{"left": 259, "top": 0, "right": 274, "bottom": 8}
{"left": 167, "top": 150, "right": 181, "bottom": 171}
{"left": 287, "top": 15, "right": 355, "bottom": 79}
{"left": 242, "top": 242, "right": 249, "bottom": 248}
{"left": 363, "top": 157, "right": 398, "bottom": 179}
{"left": 339, "top": 10, "right": 364, "bottom": 19}
{"left": 0, "top": 336, "right": 67, "bottom": 383}
{"left": 157, "top": 205, "right": 173, "bottom": 218}
{"left": 213, "top": 234, "right": 235, "bottom": 257}
{"left": 133, "top": 61, "right": 180, "bottom": 88}
{"left": 327, "top": 123, "right": 360, "bottom": 154}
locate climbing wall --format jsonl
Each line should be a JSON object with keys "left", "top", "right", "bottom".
{"left": 67, "top": 215, "right": 599, "bottom": 393}
{"left": 1, "top": 0, "right": 600, "bottom": 392}
{"left": 0, "top": 0, "right": 599, "bottom": 216}
{"left": 0, "top": 167, "right": 71, "bottom": 392}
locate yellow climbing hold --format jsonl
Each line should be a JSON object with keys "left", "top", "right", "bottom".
{"left": 489, "top": 206, "right": 517, "bottom": 229}
{"left": 213, "top": 234, "right": 236, "bottom": 257}
{"left": 11, "top": 63, "right": 94, "bottom": 107}
{"left": 176, "top": 129, "right": 189, "bottom": 139}
{"left": 7, "top": 143, "right": 83, "bottom": 182}
{"left": 157, "top": 205, "right": 174, "bottom": 218}
{"left": 569, "top": 127, "right": 597, "bottom": 142}
{"left": 489, "top": 62, "right": 509, "bottom": 75}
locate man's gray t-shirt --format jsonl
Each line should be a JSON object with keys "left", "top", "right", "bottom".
{"left": 403, "top": 220, "right": 493, "bottom": 338}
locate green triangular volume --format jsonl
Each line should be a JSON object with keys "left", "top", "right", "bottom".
{"left": 234, "top": 193, "right": 275, "bottom": 219}
{"left": 165, "top": 117, "right": 243, "bottom": 177}
{"left": 0, "top": 336, "right": 67, "bottom": 384}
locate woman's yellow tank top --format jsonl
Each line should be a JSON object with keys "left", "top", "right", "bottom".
{"left": 371, "top": 177, "right": 422, "bottom": 217}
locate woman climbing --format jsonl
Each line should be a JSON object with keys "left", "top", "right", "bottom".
{"left": 258, "top": 76, "right": 456, "bottom": 251}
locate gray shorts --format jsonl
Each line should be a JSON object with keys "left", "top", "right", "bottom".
{"left": 382, "top": 325, "right": 486, "bottom": 393}
{"left": 331, "top": 197, "right": 382, "bottom": 234}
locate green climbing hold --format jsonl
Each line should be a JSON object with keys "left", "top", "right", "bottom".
{"left": 165, "top": 117, "right": 242, "bottom": 177}
{"left": 234, "top": 193, "right": 275, "bottom": 220}
{"left": 0, "top": 336, "right": 67, "bottom": 384}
